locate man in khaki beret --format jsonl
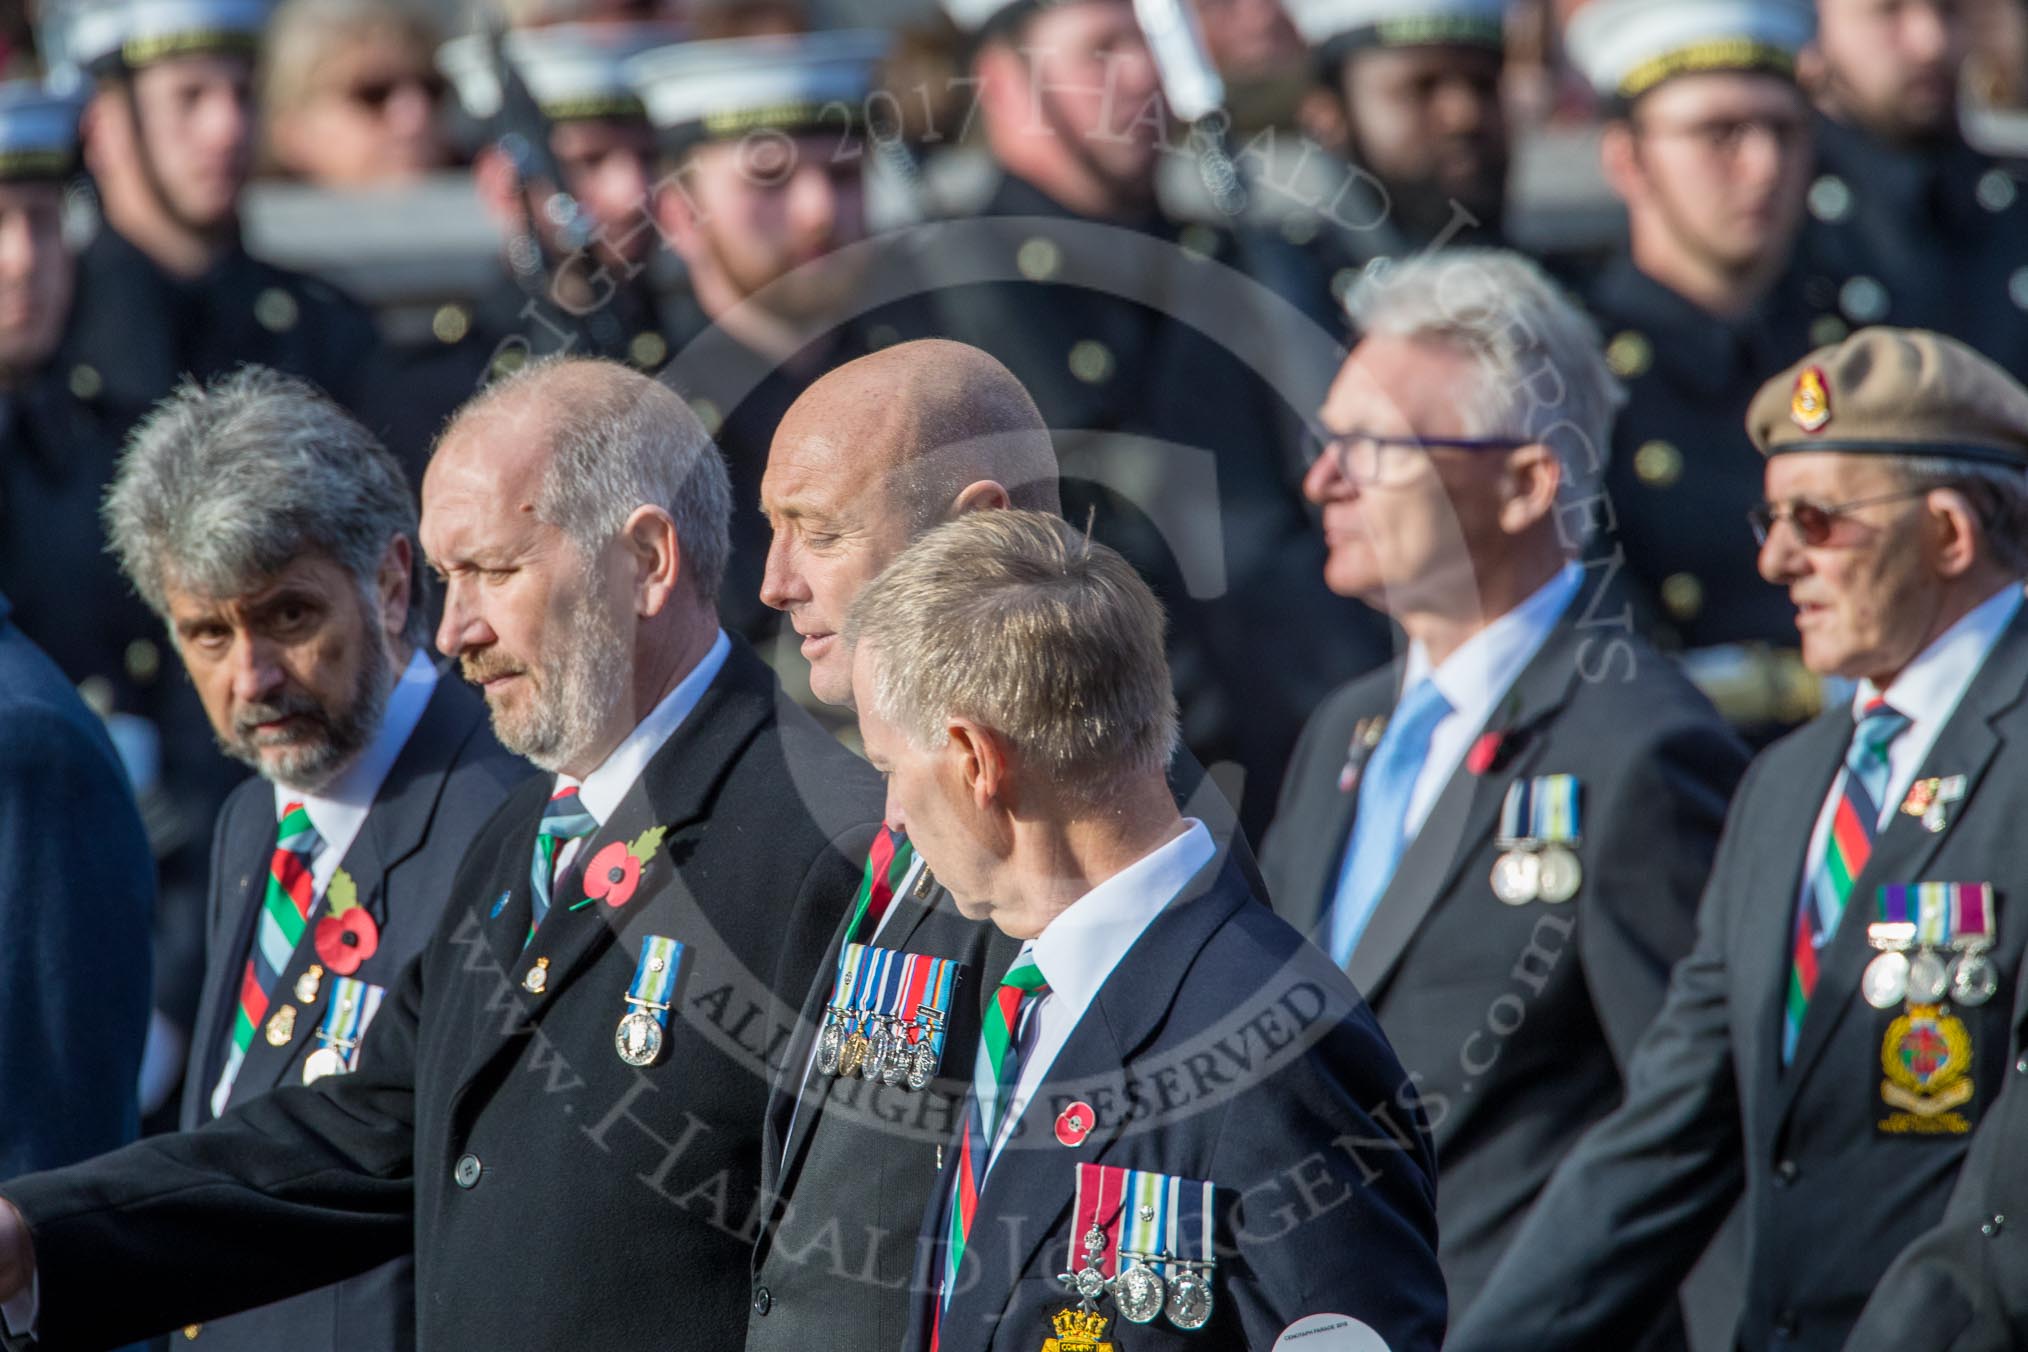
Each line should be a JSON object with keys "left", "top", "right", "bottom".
{"left": 1451, "top": 327, "right": 2028, "bottom": 1352}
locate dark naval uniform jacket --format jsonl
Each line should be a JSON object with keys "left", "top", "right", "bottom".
{"left": 1587, "top": 256, "right": 1830, "bottom": 673}
{"left": 1794, "top": 115, "right": 2028, "bottom": 382}
{"left": 0, "top": 592, "right": 154, "bottom": 1179}
{"left": 1262, "top": 583, "right": 1748, "bottom": 1320}
{"left": 1844, "top": 940, "right": 2028, "bottom": 1352}
{"left": 903, "top": 849, "right": 1448, "bottom": 1352}
{"left": 1449, "top": 600, "right": 2028, "bottom": 1352}
{"left": 894, "top": 171, "right": 1391, "bottom": 840}
{"left": 0, "top": 640, "right": 881, "bottom": 1352}
{"left": 173, "top": 672, "right": 531, "bottom": 1352}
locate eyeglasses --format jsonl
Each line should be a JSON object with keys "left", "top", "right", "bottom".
{"left": 1747, "top": 486, "right": 1935, "bottom": 546}
{"left": 1313, "top": 430, "right": 1531, "bottom": 487}
{"left": 343, "top": 71, "right": 447, "bottom": 114}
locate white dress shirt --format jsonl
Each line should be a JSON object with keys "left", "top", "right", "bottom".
{"left": 1399, "top": 562, "right": 1583, "bottom": 837}
{"left": 1801, "top": 585, "right": 2021, "bottom": 871}
{"left": 988, "top": 820, "right": 1216, "bottom": 1169}
{"left": 550, "top": 629, "right": 731, "bottom": 863}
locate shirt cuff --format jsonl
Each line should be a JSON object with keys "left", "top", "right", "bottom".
{"left": 1, "top": 1268, "right": 37, "bottom": 1340}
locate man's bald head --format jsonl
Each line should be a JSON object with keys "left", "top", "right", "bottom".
{"left": 776, "top": 339, "right": 1060, "bottom": 528}
{"left": 760, "top": 340, "right": 1061, "bottom": 707}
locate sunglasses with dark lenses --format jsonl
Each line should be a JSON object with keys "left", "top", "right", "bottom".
{"left": 346, "top": 72, "right": 448, "bottom": 112}
{"left": 1746, "top": 486, "right": 1936, "bottom": 546}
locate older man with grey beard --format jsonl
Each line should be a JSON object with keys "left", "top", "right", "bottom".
{"left": 0, "top": 356, "right": 881, "bottom": 1352}
{"left": 48, "top": 367, "right": 533, "bottom": 1352}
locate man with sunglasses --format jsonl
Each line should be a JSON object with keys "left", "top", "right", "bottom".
{"left": 1570, "top": 0, "right": 1840, "bottom": 742}
{"left": 1262, "top": 248, "right": 1748, "bottom": 1337}
{"left": 1452, "top": 326, "right": 2028, "bottom": 1352}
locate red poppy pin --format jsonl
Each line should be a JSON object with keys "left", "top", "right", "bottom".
{"left": 1055, "top": 1101, "right": 1095, "bottom": 1147}
{"left": 1466, "top": 731, "right": 1506, "bottom": 776}
{"left": 313, "top": 868, "right": 379, "bottom": 975}
{"left": 578, "top": 826, "right": 670, "bottom": 911}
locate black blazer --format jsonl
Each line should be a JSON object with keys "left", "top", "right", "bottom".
{"left": 1262, "top": 600, "right": 1748, "bottom": 1312}
{"left": 174, "top": 672, "right": 531, "bottom": 1352}
{"left": 1450, "top": 605, "right": 2028, "bottom": 1352}
{"left": 2, "top": 641, "right": 882, "bottom": 1351}
{"left": 903, "top": 850, "right": 1448, "bottom": 1352}
{"left": 1843, "top": 932, "right": 2028, "bottom": 1352}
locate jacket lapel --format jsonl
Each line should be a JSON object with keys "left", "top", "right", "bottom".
{"left": 1345, "top": 618, "right": 1585, "bottom": 999}
{"left": 1286, "top": 687, "right": 1392, "bottom": 941}
{"left": 928, "top": 860, "right": 1252, "bottom": 1352}
{"left": 186, "top": 797, "right": 278, "bottom": 1125}
{"left": 1780, "top": 613, "right": 2028, "bottom": 1111}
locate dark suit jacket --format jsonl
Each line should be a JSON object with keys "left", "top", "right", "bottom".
{"left": 0, "top": 595, "right": 153, "bottom": 1178}
{"left": 904, "top": 851, "right": 1447, "bottom": 1352}
{"left": 1843, "top": 952, "right": 2028, "bottom": 1352}
{"left": 173, "top": 672, "right": 531, "bottom": 1352}
{"left": 1450, "top": 605, "right": 2028, "bottom": 1352}
{"left": 1, "top": 640, "right": 882, "bottom": 1351}
{"left": 1262, "top": 595, "right": 1748, "bottom": 1313}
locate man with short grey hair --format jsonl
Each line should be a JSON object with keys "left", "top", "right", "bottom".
{"left": 1261, "top": 248, "right": 1749, "bottom": 1332}
{"left": 848, "top": 509, "right": 1445, "bottom": 1352}
{"left": 61, "top": 367, "right": 532, "bottom": 1352}
{"left": 0, "top": 356, "right": 883, "bottom": 1352}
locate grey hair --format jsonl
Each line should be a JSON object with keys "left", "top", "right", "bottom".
{"left": 1883, "top": 455, "right": 2028, "bottom": 575}
{"left": 456, "top": 357, "right": 733, "bottom": 603}
{"left": 843, "top": 510, "right": 1179, "bottom": 811}
{"left": 104, "top": 366, "right": 424, "bottom": 643}
{"left": 1348, "top": 248, "right": 1624, "bottom": 547}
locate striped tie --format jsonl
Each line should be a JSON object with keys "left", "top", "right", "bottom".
{"left": 529, "top": 786, "right": 599, "bottom": 939}
{"left": 845, "top": 827, "right": 916, "bottom": 945}
{"left": 213, "top": 801, "right": 325, "bottom": 1113}
{"left": 1785, "top": 699, "right": 1911, "bottom": 1063}
{"left": 933, "top": 948, "right": 1050, "bottom": 1349}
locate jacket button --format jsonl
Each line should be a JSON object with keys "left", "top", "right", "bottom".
{"left": 1774, "top": 1159, "right": 1799, "bottom": 1186}
{"left": 453, "top": 1154, "right": 482, "bottom": 1189}
{"left": 2015, "top": 1055, "right": 2027, "bottom": 1075}
{"left": 1983, "top": 1214, "right": 2006, "bottom": 1237}
{"left": 751, "top": 1284, "right": 772, "bottom": 1316}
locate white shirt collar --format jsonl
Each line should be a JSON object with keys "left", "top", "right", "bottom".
{"left": 1405, "top": 562, "right": 1581, "bottom": 726}
{"left": 1858, "top": 585, "right": 2023, "bottom": 727}
{"left": 1029, "top": 819, "right": 1216, "bottom": 1018}
{"left": 553, "top": 629, "right": 732, "bottom": 825}
{"left": 272, "top": 649, "right": 438, "bottom": 864}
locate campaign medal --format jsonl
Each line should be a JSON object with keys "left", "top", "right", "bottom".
{"left": 1949, "top": 882, "right": 1999, "bottom": 1008}
{"left": 1907, "top": 950, "right": 1952, "bottom": 1004}
{"left": 815, "top": 1010, "right": 845, "bottom": 1076}
{"left": 1063, "top": 1163, "right": 1219, "bottom": 1339}
{"left": 614, "top": 935, "right": 686, "bottom": 1068}
{"left": 907, "top": 1009, "right": 945, "bottom": 1091}
{"left": 838, "top": 1026, "right": 871, "bottom": 1079}
{"left": 1952, "top": 953, "right": 2000, "bottom": 1007}
{"left": 1536, "top": 846, "right": 1582, "bottom": 905}
{"left": 1165, "top": 1265, "right": 1214, "bottom": 1331}
{"left": 1113, "top": 1257, "right": 1165, "bottom": 1325}
{"left": 303, "top": 976, "right": 385, "bottom": 1085}
{"left": 867, "top": 1016, "right": 898, "bottom": 1086}
{"left": 1490, "top": 775, "right": 1583, "bottom": 905}
{"left": 1490, "top": 851, "right": 1539, "bottom": 906}
{"left": 1862, "top": 951, "right": 1910, "bottom": 1010}
{"left": 820, "top": 944, "right": 872, "bottom": 1078}
{"left": 294, "top": 964, "right": 326, "bottom": 1005}
{"left": 828, "top": 943, "right": 961, "bottom": 1090}
{"left": 265, "top": 1003, "right": 298, "bottom": 1047}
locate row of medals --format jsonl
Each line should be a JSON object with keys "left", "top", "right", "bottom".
{"left": 1063, "top": 1224, "right": 1213, "bottom": 1330}
{"left": 1490, "top": 842, "right": 1582, "bottom": 906}
{"left": 261, "top": 965, "right": 356, "bottom": 1085}
{"left": 815, "top": 1007, "right": 942, "bottom": 1091}
{"left": 1862, "top": 938, "right": 1999, "bottom": 1010}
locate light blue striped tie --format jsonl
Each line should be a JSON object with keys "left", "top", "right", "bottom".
{"left": 528, "top": 786, "right": 598, "bottom": 938}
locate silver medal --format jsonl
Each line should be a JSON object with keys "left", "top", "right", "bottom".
{"left": 1535, "top": 845, "right": 1582, "bottom": 904}
{"left": 1165, "top": 1264, "right": 1213, "bottom": 1331}
{"left": 865, "top": 1021, "right": 894, "bottom": 1082}
{"left": 1112, "top": 1261, "right": 1165, "bottom": 1324}
{"left": 908, "top": 1039, "right": 938, "bottom": 1091}
{"left": 301, "top": 1045, "right": 345, "bottom": 1085}
{"left": 1862, "top": 950, "right": 1910, "bottom": 1010}
{"left": 816, "top": 1014, "right": 843, "bottom": 1076}
{"left": 615, "top": 1010, "right": 665, "bottom": 1067}
{"left": 1908, "top": 949, "right": 1952, "bottom": 1004}
{"left": 881, "top": 1018, "right": 909, "bottom": 1087}
{"left": 1490, "top": 850, "right": 1540, "bottom": 906}
{"left": 1951, "top": 951, "right": 2000, "bottom": 1007}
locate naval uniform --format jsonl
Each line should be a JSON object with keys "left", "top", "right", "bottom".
{"left": 0, "top": 637, "right": 882, "bottom": 1351}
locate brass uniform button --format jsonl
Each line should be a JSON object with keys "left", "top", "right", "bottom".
{"left": 1068, "top": 340, "right": 1114, "bottom": 385}
{"left": 254, "top": 287, "right": 300, "bottom": 334}
{"left": 1633, "top": 440, "right": 1682, "bottom": 488}
{"left": 432, "top": 304, "right": 471, "bottom": 345}
{"left": 1807, "top": 175, "right": 1853, "bottom": 223}
{"left": 69, "top": 363, "right": 102, "bottom": 401}
{"left": 629, "top": 332, "right": 668, "bottom": 369}
{"left": 1016, "top": 237, "right": 1061, "bottom": 282}
{"left": 1661, "top": 573, "right": 1704, "bottom": 622}
{"left": 1605, "top": 331, "right": 1652, "bottom": 380}
{"left": 125, "top": 638, "right": 161, "bottom": 685}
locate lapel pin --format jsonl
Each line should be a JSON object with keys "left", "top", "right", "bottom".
{"left": 488, "top": 890, "right": 511, "bottom": 920}
{"left": 1055, "top": 1100, "right": 1095, "bottom": 1147}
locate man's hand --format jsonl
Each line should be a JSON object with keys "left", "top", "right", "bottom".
{"left": 0, "top": 1197, "right": 30, "bottom": 1304}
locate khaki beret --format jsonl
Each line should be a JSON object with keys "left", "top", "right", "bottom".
{"left": 1748, "top": 328, "right": 2028, "bottom": 466}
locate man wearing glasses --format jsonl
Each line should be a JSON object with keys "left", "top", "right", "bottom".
{"left": 1570, "top": 0, "right": 1837, "bottom": 742}
{"left": 1452, "top": 326, "right": 2028, "bottom": 1352}
{"left": 1261, "top": 248, "right": 1747, "bottom": 1336}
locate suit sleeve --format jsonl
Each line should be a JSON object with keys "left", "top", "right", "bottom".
{"left": 1579, "top": 713, "right": 1749, "bottom": 1069}
{"left": 1210, "top": 979, "right": 1448, "bottom": 1352}
{"left": 0, "top": 706, "right": 154, "bottom": 1180}
{"left": 1, "top": 933, "right": 424, "bottom": 1349}
{"left": 1444, "top": 759, "right": 1769, "bottom": 1351}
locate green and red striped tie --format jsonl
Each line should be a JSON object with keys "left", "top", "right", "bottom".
{"left": 1785, "top": 699, "right": 1910, "bottom": 1064}
{"left": 845, "top": 827, "right": 915, "bottom": 945}
{"left": 213, "top": 801, "right": 325, "bottom": 1112}
{"left": 933, "top": 947, "right": 1049, "bottom": 1349}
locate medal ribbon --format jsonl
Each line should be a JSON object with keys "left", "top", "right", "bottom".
{"left": 905, "top": 954, "right": 962, "bottom": 1059}
{"left": 627, "top": 935, "right": 687, "bottom": 1035}
{"left": 854, "top": 945, "right": 894, "bottom": 1036}
{"left": 1955, "top": 883, "right": 1994, "bottom": 948}
{"left": 1531, "top": 774, "right": 1581, "bottom": 844}
{"left": 1497, "top": 779, "right": 1530, "bottom": 845}
{"left": 1914, "top": 883, "right": 1955, "bottom": 948}
{"left": 312, "top": 976, "right": 387, "bottom": 1073}
{"left": 1068, "top": 1162, "right": 1129, "bottom": 1274}
{"left": 833, "top": 942, "right": 871, "bottom": 1020}
{"left": 1075, "top": 1165, "right": 1218, "bottom": 1282}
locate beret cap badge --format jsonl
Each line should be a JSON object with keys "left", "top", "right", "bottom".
{"left": 1791, "top": 365, "right": 1833, "bottom": 434}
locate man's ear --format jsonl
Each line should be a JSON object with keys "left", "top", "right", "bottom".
{"left": 1926, "top": 487, "right": 1984, "bottom": 582}
{"left": 620, "top": 504, "right": 684, "bottom": 616}
{"left": 379, "top": 535, "right": 415, "bottom": 645}
{"left": 1499, "top": 443, "right": 1564, "bottom": 536}
{"left": 946, "top": 717, "right": 1010, "bottom": 812}
{"left": 950, "top": 480, "right": 1012, "bottom": 517}
{"left": 1598, "top": 119, "right": 1644, "bottom": 208}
